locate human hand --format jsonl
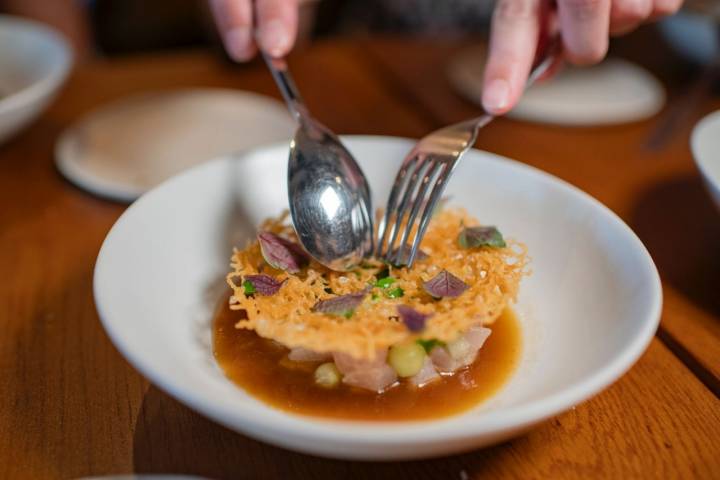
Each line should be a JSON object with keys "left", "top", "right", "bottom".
{"left": 209, "top": 0, "right": 299, "bottom": 61}
{"left": 482, "top": 0, "right": 682, "bottom": 114}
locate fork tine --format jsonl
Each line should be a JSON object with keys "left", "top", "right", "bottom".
{"left": 392, "top": 162, "right": 445, "bottom": 265}
{"left": 405, "top": 165, "right": 452, "bottom": 268}
{"left": 376, "top": 155, "right": 419, "bottom": 257}
{"left": 385, "top": 158, "right": 434, "bottom": 260}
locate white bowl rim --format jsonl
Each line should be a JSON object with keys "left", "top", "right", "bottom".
{"left": 94, "top": 135, "right": 662, "bottom": 445}
{"left": 0, "top": 14, "right": 73, "bottom": 115}
{"left": 691, "top": 109, "right": 720, "bottom": 188}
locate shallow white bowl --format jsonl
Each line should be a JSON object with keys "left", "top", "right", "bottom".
{"left": 691, "top": 110, "right": 720, "bottom": 213}
{"left": 94, "top": 136, "right": 661, "bottom": 460}
{"left": 0, "top": 15, "right": 71, "bottom": 144}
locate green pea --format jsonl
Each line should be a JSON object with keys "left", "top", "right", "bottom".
{"left": 388, "top": 343, "right": 426, "bottom": 377}
{"left": 314, "top": 362, "right": 342, "bottom": 388}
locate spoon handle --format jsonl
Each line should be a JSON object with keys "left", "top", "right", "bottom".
{"left": 260, "top": 51, "right": 307, "bottom": 122}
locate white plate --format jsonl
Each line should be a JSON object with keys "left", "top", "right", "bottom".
{"left": 56, "top": 88, "right": 295, "bottom": 202}
{"left": 94, "top": 136, "right": 661, "bottom": 460}
{"left": 691, "top": 110, "right": 720, "bottom": 212}
{"left": 0, "top": 15, "right": 72, "bottom": 144}
{"left": 448, "top": 48, "right": 665, "bottom": 126}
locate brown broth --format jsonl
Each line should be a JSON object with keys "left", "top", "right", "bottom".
{"left": 213, "top": 299, "right": 522, "bottom": 421}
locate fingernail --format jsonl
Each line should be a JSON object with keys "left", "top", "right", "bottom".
{"left": 260, "top": 20, "right": 291, "bottom": 57}
{"left": 224, "top": 26, "right": 253, "bottom": 61}
{"left": 483, "top": 79, "right": 511, "bottom": 113}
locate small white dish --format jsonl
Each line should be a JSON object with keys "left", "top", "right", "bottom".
{"left": 56, "top": 88, "right": 295, "bottom": 202}
{"left": 447, "top": 47, "right": 665, "bottom": 126}
{"left": 94, "top": 136, "right": 661, "bottom": 460}
{"left": 691, "top": 110, "right": 720, "bottom": 212}
{"left": 0, "top": 15, "right": 72, "bottom": 144}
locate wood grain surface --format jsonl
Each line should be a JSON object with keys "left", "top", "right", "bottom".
{"left": 0, "top": 34, "right": 718, "bottom": 479}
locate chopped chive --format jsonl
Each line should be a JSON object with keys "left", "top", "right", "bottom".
{"left": 386, "top": 287, "right": 404, "bottom": 299}
{"left": 242, "top": 280, "right": 256, "bottom": 295}
{"left": 416, "top": 338, "right": 444, "bottom": 353}
{"left": 375, "top": 277, "right": 396, "bottom": 289}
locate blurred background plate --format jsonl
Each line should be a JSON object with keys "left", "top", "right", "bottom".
{"left": 0, "top": 15, "right": 72, "bottom": 144}
{"left": 55, "top": 88, "right": 295, "bottom": 202}
{"left": 447, "top": 46, "right": 665, "bottom": 126}
{"left": 691, "top": 109, "right": 720, "bottom": 212}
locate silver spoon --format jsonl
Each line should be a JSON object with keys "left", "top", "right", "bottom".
{"left": 260, "top": 52, "right": 374, "bottom": 271}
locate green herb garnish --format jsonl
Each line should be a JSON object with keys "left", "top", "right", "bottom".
{"left": 386, "top": 287, "right": 404, "bottom": 299}
{"left": 375, "top": 277, "right": 397, "bottom": 289}
{"left": 242, "top": 280, "right": 256, "bottom": 295}
{"left": 343, "top": 310, "right": 354, "bottom": 319}
{"left": 416, "top": 338, "right": 444, "bottom": 353}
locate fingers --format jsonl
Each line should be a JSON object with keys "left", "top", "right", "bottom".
{"left": 256, "top": 0, "right": 299, "bottom": 57}
{"left": 609, "top": 0, "right": 651, "bottom": 35}
{"left": 649, "top": 0, "right": 682, "bottom": 19}
{"left": 210, "top": 0, "right": 299, "bottom": 61}
{"left": 557, "top": 0, "right": 611, "bottom": 65}
{"left": 210, "top": 0, "right": 255, "bottom": 61}
{"left": 483, "top": 0, "right": 542, "bottom": 114}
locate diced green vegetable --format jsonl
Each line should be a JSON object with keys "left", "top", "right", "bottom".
{"left": 242, "top": 280, "right": 256, "bottom": 295}
{"left": 385, "top": 287, "right": 404, "bottom": 299}
{"left": 375, "top": 277, "right": 396, "bottom": 289}
{"left": 388, "top": 343, "right": 426, "bottom": 377}
{"left": 342, "top": 310, "right": 354, "bottom": 319}
{"left": 416, "top": 338, "right": 444, "bottom": 353}
{"left": 371, "top": 293, "right": 380, "bottom": 301}
{"left": 314, "top": 362, "right": 342, "bottom": 388}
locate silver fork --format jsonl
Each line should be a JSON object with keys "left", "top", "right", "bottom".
{"left": 376, "top": 39, "right": 561, "bottom": 267}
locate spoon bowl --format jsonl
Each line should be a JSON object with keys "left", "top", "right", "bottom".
{"left": 261, "top": 52, "right": 374, "bottom": 271}
{"left": 289, "top": 119, "right": 374, "bottom": 270}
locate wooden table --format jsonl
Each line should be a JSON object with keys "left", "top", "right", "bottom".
{"left": 1, "top": 32, "right": 719, "bottom": 479}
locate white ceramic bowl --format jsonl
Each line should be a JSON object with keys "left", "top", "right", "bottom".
{"left": 0, "top": 15, "right": 72, "bottom": 144}
{"left": 691, "top": 110, "right": 720, "bottom": 212}
{"left": 94, "top": 136, "right": 661, "bottom": 460}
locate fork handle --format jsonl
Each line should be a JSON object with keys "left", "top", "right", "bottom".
{"left": 470, "top": 36, "right": 561, "bottom": 131}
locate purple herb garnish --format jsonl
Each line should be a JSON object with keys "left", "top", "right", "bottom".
{"left": 258, "top": 231, "right": 309, "bottom": 273}
{"left": 312, "top": 289, "right": 369, "bottom": 317}
{"left": 423, "top": 270, "right": 469, "bottom": 298}
{"left": 458, "top": 226, "right": 506, "bottom": 249}
{"left": 244, "top": 274, "right": 285, "bottom": 296}
{"left": 397, "top": 305, "right": 431, "bottom": 332}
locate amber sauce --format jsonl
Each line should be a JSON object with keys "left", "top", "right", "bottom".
{"left": 213, "top": 299, "right": 522, "bottom": 421}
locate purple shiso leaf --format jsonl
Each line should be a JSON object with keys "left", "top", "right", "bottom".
{"left": 312, "top": 289, "right": 369, "bottom": 316}
{"left": 397, "top": 305, "right": 432, "bottom": 332}
{"left": 423, "top": 270, "right": 469, "bottom": 298}
{"left": 244, "top": 274, "right": 285, "bottom": 296}
{"left": 458, "top": 226, "right": 506, "bottom": 248}
{"left": 258, "top": 231, "right": 309, "bottom": 273}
